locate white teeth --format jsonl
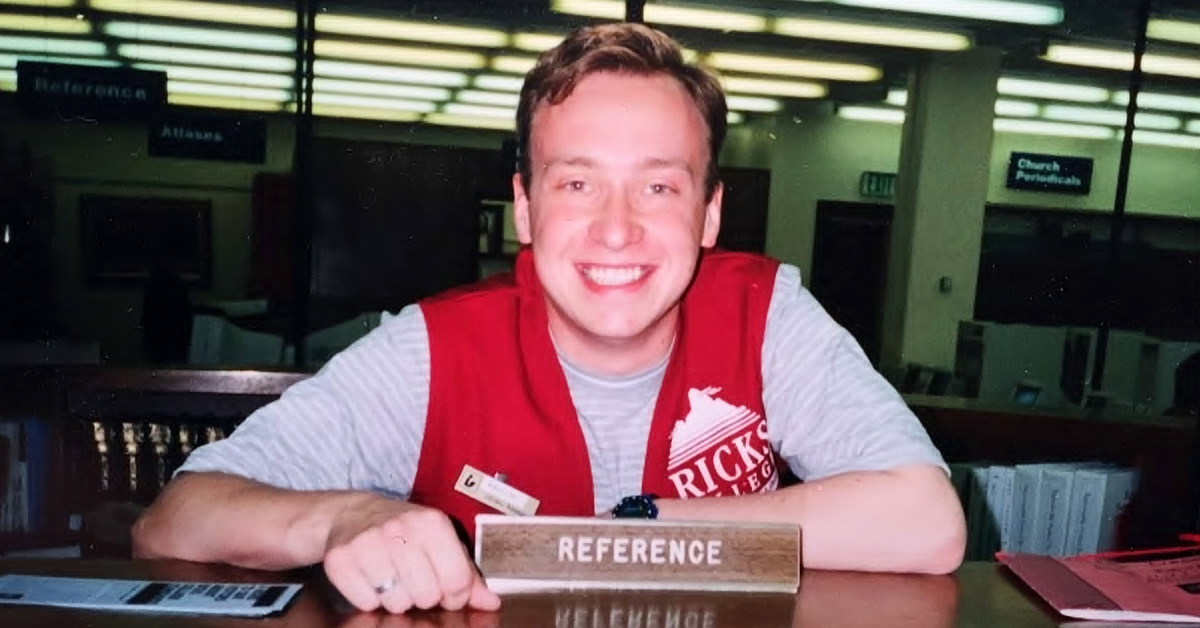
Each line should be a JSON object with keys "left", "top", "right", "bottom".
{"left": 583, "top": 266, "right": 646, "bottom": 286}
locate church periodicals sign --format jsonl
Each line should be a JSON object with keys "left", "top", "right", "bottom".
{"left": 475, "top": 515, "right": 800, "bottom": 593}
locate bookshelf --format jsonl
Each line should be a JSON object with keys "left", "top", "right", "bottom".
{"left": 908, "top": 394, "right": 1199, "bottom": 550}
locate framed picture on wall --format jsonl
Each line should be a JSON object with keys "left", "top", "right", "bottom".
{"left": 80, "top": 194, "right": 213, "bottom": 287}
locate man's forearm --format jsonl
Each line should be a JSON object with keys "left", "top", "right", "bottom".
{"left": 132, "top": 472, "right": 373, "bottom": 570}
{"left": 654, "top": 464, "right": 966, "bottom": 574}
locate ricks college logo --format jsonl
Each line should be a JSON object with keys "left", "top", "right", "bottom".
{"left": 667, "top": 387, "right": 778, "bottom": 498}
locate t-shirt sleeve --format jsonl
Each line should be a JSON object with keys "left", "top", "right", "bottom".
{"left": 176, "top": 304, "right": 431, "bottom": 496}
{"left": 762, "top": 264, "right": 949, "bottom": 480}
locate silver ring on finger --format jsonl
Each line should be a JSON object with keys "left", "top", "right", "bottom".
{"left": 374, "top": 576, "right": 398, "bottom": 595}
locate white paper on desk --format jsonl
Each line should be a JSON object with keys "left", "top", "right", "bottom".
{"left": 0, "top": 574, "right": 302, "bottom": 617}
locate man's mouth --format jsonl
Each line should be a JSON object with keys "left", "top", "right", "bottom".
{"left": 579, "top": 265, "right": 650, "bottom": 287}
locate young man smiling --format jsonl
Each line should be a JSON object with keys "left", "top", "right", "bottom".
{"left": 134, "top": 23, "right": 966, "bottom": 615}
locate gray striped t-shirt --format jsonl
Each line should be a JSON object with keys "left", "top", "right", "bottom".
{"left": 179, "top": 263, "right": 947, "bottom": 513}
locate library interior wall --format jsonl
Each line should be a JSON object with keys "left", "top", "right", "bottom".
{"left": 2, "top": 97, "right": 1198, "bottom": 364}
{"left": 0, "top": 103, "right": 779, "bottom": 361}
{"left": 764, "top": 107, "right": 1200, "bottom": 281}
{"left": 0, "top": 103, "right": 294, "bottom": 361}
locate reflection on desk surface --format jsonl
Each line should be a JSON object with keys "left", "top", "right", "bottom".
{"left": 0, "top": 559, "right": 1063, "bottom": 628}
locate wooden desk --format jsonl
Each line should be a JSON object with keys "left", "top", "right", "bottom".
{"left": 0, "top": 559, "right": 1062, "bottom": 628}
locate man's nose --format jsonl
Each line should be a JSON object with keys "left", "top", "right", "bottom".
{"left": 589, "top": 192, "right": 644, "bottom": 249}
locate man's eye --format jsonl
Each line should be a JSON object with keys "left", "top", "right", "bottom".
{"left": 648, "top": 183, "right": 673, "bottom": 195}
{"left": 566, "top": 181, "right": 587, "bottom": 192}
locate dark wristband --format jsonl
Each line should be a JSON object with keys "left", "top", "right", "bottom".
{"left": 611, "top": 493, "right": 659, "bottom": 519}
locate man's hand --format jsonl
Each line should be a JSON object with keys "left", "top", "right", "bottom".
{"left": 324, "top": 498, "right": 501, "bottom": 614}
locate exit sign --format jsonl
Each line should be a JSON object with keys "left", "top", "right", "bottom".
{"left": 860, "top": 171, "right": 896, "bottom": 199}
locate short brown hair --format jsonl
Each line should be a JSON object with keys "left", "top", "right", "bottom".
{"left": 516, "top": 22, "right": 727, "bottom": 200}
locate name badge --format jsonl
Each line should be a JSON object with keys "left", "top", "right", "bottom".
{"left": 454, "top": 465, "right": 539, "bottom": 516}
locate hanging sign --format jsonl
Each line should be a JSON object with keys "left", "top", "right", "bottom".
{"left": 17, "top": 61, "right": 166, "bottom": 121}
{"left": 1006, "top": 152, "right": 1093, "bottom": 195}
{"left": 149, "top": 113, "right": 267, "bottom": 163}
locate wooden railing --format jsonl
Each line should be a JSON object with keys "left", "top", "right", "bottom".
{"left": 0, "top": 366, "right": 307, "bottom": 554}
{"left": 2, "top": 368, "right": 1195, "bottom": 556}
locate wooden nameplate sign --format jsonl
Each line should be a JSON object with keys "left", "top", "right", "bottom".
{"left": 475, "top": 515, "right": 800, "bottom": 593}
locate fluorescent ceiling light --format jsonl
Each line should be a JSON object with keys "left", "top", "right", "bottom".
{"left": 1043, "top": 44, "right": 1200, "bottom": 80}
{"left": 888, "top": 89, "right": 1040, "bottom": 117}
{"left": 0, "top": 13, "right": 90, "bottom": 33}
{"left": 643, "top": 1, "right": 766, "bottom": 31}
{"left": 311, "top": 104, "right": 422, "bottom": 123}
{"left": 838, "top": 105, "right": 905, "bottom": 124}
{"left": 1041, "top": 104, "right": 1181, "bottom": 130}
{"left": 315, "top": 40, "right": 485, "bottom": 70}
{"left": 1143, "top": 53, "right": 1200, "bottom": 79}
{"left": 993, "top": 118, "right": 1114, "bottom": 139}
{"left": 90, "top": 0, "right": 295, "bottom": 29}
{"left": 456, "top": 89, "right": 519, "bottom": 107}
{"left": 0, "top": 52, "right": 118, "bottom": 67}
{"left": 104, "top": 22, "right": 294, "bottom": 52}
{"left": 316, "top": 14, "right": 506, "bottom": 48}
{"left": 168, "top": 93, "right": 282, "bottom": 111}
{"left": 134, "top": 63, "right": 293, "bottom": 88}
{"left": 829, "top": 0, "right": 1063, "bottom": 25}
{"left": 443, "top": 102, "right": 515, "bottom": 119}
{"left": 707, "top": 52, "right": 881, "bottom": 82}
{"left": 1147, "top": 17, "right": 1200, "bottom": 46}
{"left": 727, "top": 111, "right": 744, "bottom": 125}
{"left": 313, "top": 105, "right": 421, "bottom": 122}
{"left": 473, "top": 74, "right": 524, "bottom": 92}
{"left": 997, "top": 77, "right": 1108, "bottom": 102}
{"left": 994, "top": 99, "right": 1039, "bottom": 117}
{"left": 774, "top": 17, "right": 970, "bottom": 50}
{"left": 553, "top": 0, "right": 766, "bottom": 32}
{"left": 0, "top": 0, "right": 74, "bottom": 6}
{"left": 118, "top": 44, "right": 293, "bottom": 72}
{"left": 168, "top": 80, "right": 289, "bottom": 102}
{"left": 425, "top": 112, "right": 515, "bottom": 131}
{"left": 314, "top": 60, "right": 468, "bottom": 87}
{"left": 722, "top": 76, "right": 826, "bottom": 98}
{"left": 1114, "top": 91, "right": 1200, "bottom": 115}
{"left": 513, "top": 33, "right": 562, "bottom": 52}
{"left": 726, "top": 95, "right": 781, "bottom": 112}
{"left": 312, "top": 92, "right": 436, "bottom": 113}
{"left": 492, "top": 55, "right": 537, "bottom": 74}
{"left": 1186, "top": 120, "right": 1200, "bottom": 134}
{"left": 1131, "top": 129, "right": 1200, "bottom": 149}
{"left": 0, "top": 68, "right": 14, "bottom": 89}
{"left": 551, "top": 0, "right": 622, "bottom": 19}
{"left": 313, "top": 78, "right": 449, "bottom": 101}
{"left": 0, "top": 36, "right": 106, "bottom": 56}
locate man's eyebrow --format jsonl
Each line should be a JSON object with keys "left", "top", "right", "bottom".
{"left": 639, "top": 157, "right": 693, "bottom": 172}
{"left": 539, "top": 156, "right": 694, "bottom": 173}
{"left": 541, "top": 156, "right": 596, "bottom": 170}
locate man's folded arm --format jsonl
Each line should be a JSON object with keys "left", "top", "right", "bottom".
{"left": 132, "top": 471, "right": 378, "bottom": 570}
{"left": 653, "top": 463, "right": 967, "bottom": 575}
{"left": 134, "top": 307, "right": 432, "bottom": 569}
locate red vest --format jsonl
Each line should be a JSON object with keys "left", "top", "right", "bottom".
{"left": 411, "top": 248, "right": 780, "bottom": 540}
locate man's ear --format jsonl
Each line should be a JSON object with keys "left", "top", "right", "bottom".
{"left": 701, "top": 182, "right": 723, "bottom": 248}
{"left": 512, "top": 172, "right": 532, "bottom": 245}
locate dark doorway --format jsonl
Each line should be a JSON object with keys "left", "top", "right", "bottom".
{"left": 717, "top": 167, "right": 771, "bottom": 253}
{"left": 810, "top": 201, "right": 893, "bottom": 365}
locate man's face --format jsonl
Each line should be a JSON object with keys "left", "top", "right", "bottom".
{"left": 513, "top": 71, "right": 722, "bottom": 371}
